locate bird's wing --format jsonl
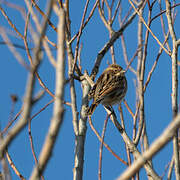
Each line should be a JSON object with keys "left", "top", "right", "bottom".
{"left": 94, "top": 72, "right": 125, "bottom": 103}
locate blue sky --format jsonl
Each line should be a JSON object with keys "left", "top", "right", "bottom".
{"left": 0, "top": 0, "right": 180, "bottom": 180}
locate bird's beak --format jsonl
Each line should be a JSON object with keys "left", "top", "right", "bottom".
{"left": 121, "top": 70, "right": 126, "bottom": 74}
{"left": 116, "top": 70, "right": 126, "bottom": 76}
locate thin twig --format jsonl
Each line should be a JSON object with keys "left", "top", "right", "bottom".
{"left": 144, "top": 31, "right": 170, "bottom": 92}
{"left": 70, "top": 0, "right": 98, "bottom": 44}
{"left": 1, "top": 109, "right": 22, "bottom": 135}
{"left": 123, "top": 100, "right": 134, "bottom": 118}
{"left": 98, "top": 115, "right": 109, "bottom": 180}
{"left": 88, "top": 116, "right": 128, "bottom": 165}
{"left": 167, "top": 156, "right": 174, "bottom": 180}
{"left": 90, "top": 1, "right": 144, "bottom": 80}
{"left": 28, "top": 100, "right": 54, "bottom": 180}
{"left": 0, "top": 5, "right": 23, "bottom": 39}
{"left": 158, "top": 0, "right": 171, "bottom": 52}
{"left": 6, "top": 151, "right": 25, "bottom": 180}
{"left": 128, "top": 0, "right": 170, "bottom": 55}
{"left": 118, "top": 105, "right": 132, "bottom": 168}
{"left": 120, "top": 33, "right": 137, "bottom": 75}
{"left": 31, "top": 0, "right": 57, "bottom": 32}
{"left": 151, "top": 3, "right": 180, "bottom": 22}
{"left": 0, "top": 28, "right": 30, "bottom": 70}
{"left": 72, "top": 0, "right": 90, "bottom": 73}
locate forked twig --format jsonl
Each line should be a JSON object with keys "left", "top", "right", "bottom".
{"left": 129, "top": 0, "right": 170, "bottom": 55}
{"left": 88, "top": 115, "right": 128, "bottom": 165}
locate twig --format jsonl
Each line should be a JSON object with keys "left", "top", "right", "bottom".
{"left": 72, "top": 0, "right": 90, "bottom": 73}
{"left": 0, "top": 5, "right": 23, "bottom": 39}
{"left": 158, "top": 0, "right": 171, "bottom": 52}
{"left": 133, "top": 6, "right": 144, "bottom": 146}
{"left": 128, "top": 0, "right": 170, "bottom": 55}
{"left": 120, "top": 33, "right": 137, "bottom": 75}
{"left": 104, "top": 106, "right": 160, "bottom": 180}
{"left": 30, "top": 1, "right": 57, "bottom": 68}
{"left": 6, "top": 151, "right": 25, "bottom": 180}
{"left": 98, "top": 0, "right": 120, "bottom": 63}
{"left": 23, "top": 2, "right": 55, "bottom": 98}
{"left": 134, "top": 4, "right": 154, "bottom": 148}
{"left": 132, "top": 102, "right": 140, "bottom": 142}
{"left": 119, "top": 6, "right": 133, "bottom": 26}
{"left": 64, "top": 5, "right": 80, "bottom": 175}
{"left": 64, "top": 5, "right": 85, "bottom": 178}
{"left": 31, "top": 0, "right": 57, "bottom": 32}
{"left": 78, "top": 43, "right": 83, "bottom": 72}
{"left": 123, "top": 100, "right": 134, "bottom": 118}
{"left": 144, "top": 31, "right": 170, "bottom": 92}
{"left": 28, "top": 100, "right": 54, "bottom": 180}
{"left": 118, "top": 105, "right": 132, "bottom": 168}
{"left": 70, "top": 0, "right": 99, "bottom": 44}
{"left": 0, "top": 134, "right": 11, "bottom": 180}
{"left": 97, "top": 0, "right": 113, "bottom": 33}
{"left": 165, "top": 1, "right": 180, "bottom": 179}
{"left": 28, "top": 0, "right": 57, "bottom": 48}
{"left": 124, "top": 46, "right": 141, "bottom": 74}
{"left": 0, "top": 41, "right": 31, "bottom": 50}
{"left": 23, "top": 38, "right": 55, "bottom": 97}
{"left": 151, "top": 3, "right": 180, "bottom": 22}
{"left": 0, "top": 21, "right": 43, "bottom": 158}
{"left": 30, "top": 4, "right": 65, "bottom": 179}
{"left": 160, "top": 158, "right": 171, "bottom": 179}
{"left": 167, "top": 156, "right": 174, "bottom": 180}
{"left": 88, "top": 115, "right": 128, "bottom": 165}
{"left": 117, "top": 113, "right": 180, "bottom": 180}
{"left": 111, "top": 0, "right": 121, "bottom": 24}
{"left": 1, "top": 109, "right": 22, "bottom": 135}
{"left": 98, "top": 114, "right": 109, "bottom": 180}
{"left": 28, "top": 117, "right": 45, "bottom": 180}
{"left": 90, "top": 1, "right": 144, "bottom": 80}
{"left": 0, "top": 28, "right": 30, "bottom": 70}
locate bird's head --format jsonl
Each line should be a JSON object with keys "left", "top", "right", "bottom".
{"left": 105, "top": 64, "right": 125, "bottom": 76}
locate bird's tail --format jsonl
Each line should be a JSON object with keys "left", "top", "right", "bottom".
{"left": 88, "top": 103, "right": 97, "bottom": 115}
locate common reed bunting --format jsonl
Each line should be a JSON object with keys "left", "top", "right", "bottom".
{"left": 88, "top": 64, "right": 127, "bottom": 115}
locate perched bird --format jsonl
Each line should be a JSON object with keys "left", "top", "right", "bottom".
{"left": 88, "top": 64, "right": 127, "bottom": 115}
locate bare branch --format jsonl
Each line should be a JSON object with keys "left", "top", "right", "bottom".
{"left": 30, "top": 2, "right": 64, "bottom": 179}
{"left": 165, "top": 1, "right": 180, "bottom": 179}
{"left": 73, "top": 0, "right": 90, "bottom": 72}
{"left": 88, "top": 115, "right": 128, "bottom": 165}
{"left": 117, "top": 113, "right": 180, "bottom": 180}
{"left": 104, "top": 107, "right": 160, "bottom": 180}
{"left": 6, "top": 151, "right": 25, "bottom": 180}
{"left": 0, "top": 28, "right": 30, "bottom": 70}
{"left": 98, "top": 115, "right": 108, "bottom": 180}
{"left": 129, "top": 0, "right": 170, "bottom": 55}
{"left": 90, "top": 1, "right": 144, "bottom": 80}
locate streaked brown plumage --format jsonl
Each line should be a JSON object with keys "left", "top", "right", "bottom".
{"left": 88, "top": 64, "right": 127, "bottom": 115}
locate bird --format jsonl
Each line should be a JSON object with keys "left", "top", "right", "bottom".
{"left": 88, "top": 64, "right": 127, "bottom": 115}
